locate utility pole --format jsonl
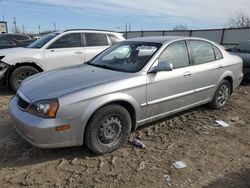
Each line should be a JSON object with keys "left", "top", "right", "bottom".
{"left": 13, "top": 17, "right": 17, "bottom": 33}
{"left": 53, "top": 22, "right": 56, "bottom": 31}
{"left": 22, "top": 25, "right": 24, "bottom": 34}
{"left": 38, "top": 25, "right": 40, "bottom": 34}
{"left": 2, "top": 14, "right": 4, "bottom": 21}
{"left": 129, "top": 22, "right": 131, "bottom": 31}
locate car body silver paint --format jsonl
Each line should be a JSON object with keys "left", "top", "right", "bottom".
{"left": 9, "top": 36, "right": 243, "bottom": 148}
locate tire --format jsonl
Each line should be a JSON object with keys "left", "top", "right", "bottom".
{"left": 209, "top": 80, "right": 231, "bottom": 109}
{"left": 9, "top": 66, "right": 39, "bottom": 92}
{"left": 85, "top": 104, "right": 132, "bottom": 154}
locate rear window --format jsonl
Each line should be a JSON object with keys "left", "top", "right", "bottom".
{"left": 0, "top": 37, "right": 13, "bottom": 46}
{"left": 85, "top": 33, "right": 108, "bottom": 47}
{"left": 10, "top": 35, "right": 30, "bottom": 41}
{"left": 213, "top": 46, "right": 223, "bottom": 60}
{"left": 189, "top": 40, "right": 216, "bottom": 65}
{"left": 237, "top": 41, "right": 250, "bottom": 53}
{"left": 108, "top": 34, "right": 120, "bottom": 44}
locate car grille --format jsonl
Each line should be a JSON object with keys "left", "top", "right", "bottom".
{"left": 17, "top": 95, "right": 30, "bottom": 110}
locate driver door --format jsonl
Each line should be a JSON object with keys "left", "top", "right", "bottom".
{"left": 44, "top": 33, "right": 84, "bottom": 70}
{"left": 146, "top": 41, "right": 195, "bottom": 120}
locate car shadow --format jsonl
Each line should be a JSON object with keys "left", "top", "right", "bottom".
{"left": 241, "top": 79, "right": 250, "bottom": 85}
{"left": 136, "top": 104, "right": 212, "bottom": 131}
{"left": 0, "top": 87, "right": 14, "bottom": 96}
{"left": 0, "top": 134, "right": 98, "bottom": 168}
{"left": 203, "top": 168, "right": 250, "bottom": 188}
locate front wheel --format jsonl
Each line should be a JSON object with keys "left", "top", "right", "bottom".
{"left": 9, "top": 66, "right": 39, "bottom": 92}
{"left": 84, "top": 104, "right": 132, "bottom": 154}
{"left": 209, "top": 80, "right": 231, "bottom": 109}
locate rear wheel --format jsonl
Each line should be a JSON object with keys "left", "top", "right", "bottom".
{"left": 9, "top": 66, "right": 39, "bottom": 92}
{"left": 209, "top": 80, "right": 231, "bottom": 109}
{"left": 85, "top": 104, "right": 132, "bottom": 154}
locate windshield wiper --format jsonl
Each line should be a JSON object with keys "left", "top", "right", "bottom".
{"left": 86, "top": 62, "right": 127, "bottom": 72}
{"left": 87, "top": 62, "right": 114, "bottom": 70}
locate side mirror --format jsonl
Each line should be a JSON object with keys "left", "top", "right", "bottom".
{"left": 148, "top": 61, "right": 173, "bottom": 74}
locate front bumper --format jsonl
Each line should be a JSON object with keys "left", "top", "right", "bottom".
{"left": 9, "top": 96, "right": 85, "bottom": 148}
{"left": 243, "top": 67, "right": 250, "bottom": 80}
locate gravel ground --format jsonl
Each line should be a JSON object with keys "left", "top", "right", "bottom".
{"left": 0, "top": 84, "right": 249, "bottom": 188}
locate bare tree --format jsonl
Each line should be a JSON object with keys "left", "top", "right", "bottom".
{"left": 228, "top": 11, "right": 250, "bottom": 28}
{"left": 173, "top": 24, "right": 188, "bottom": 31}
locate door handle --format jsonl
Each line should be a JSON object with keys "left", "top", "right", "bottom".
{"left": 183, "top": 72, "right": 192, "bottom": 77}
{"left": 218, "top": 65, "right": 224, "bottom": 69}
{"left": 74, "top": 51, "right": 83, "bottom": 55}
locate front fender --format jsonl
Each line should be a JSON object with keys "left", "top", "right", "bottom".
{"left": 2, "top": 52, "right": 45, "bottom": 70}
{"left": 82, "top": 93, "right": 140, "bottom": 121}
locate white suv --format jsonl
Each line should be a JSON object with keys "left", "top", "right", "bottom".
{"left": 0, "top": 29, "right": 125, "bottom": 91}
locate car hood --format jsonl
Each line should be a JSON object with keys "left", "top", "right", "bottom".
{"left": 19, "top": 64, "right": 132, "bottom": 102}
{"left": 0, "top": 47, "right": 39, "bottom": 55}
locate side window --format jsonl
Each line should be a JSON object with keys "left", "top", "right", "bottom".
{"left": 213, "top": 46, "right": 223, "bottom": 60}
{"left": 189, "top": 40, "right": 215, "bottom": 64}
{"left": 49, "top": 33, "right": 81, "bottom": 49}
{"left": 0, "top": 38, "right": 14, "bottom": 46}
{"left": 11, "top": 35, "right": 30, "bottom": 41}
{"left": 158, "top": 41, "right": 189, "bottom": 69}
{"left": 85, "top": 33, "right": 108, "bottom": 47}
{"left": 108, "top": 34, "right": 120, "bottom": 44}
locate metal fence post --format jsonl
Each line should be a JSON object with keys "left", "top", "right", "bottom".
{"left": 189, "top": 30, "right": 192, "bottom": 37}
{"left": 220, "top": 29, "right": 225, "bottom": 45}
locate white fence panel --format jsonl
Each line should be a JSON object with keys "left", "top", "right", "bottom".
{"left": 126, "top": 32, "right": 141, "bottom": 39}
{"left": 164, "top": 31, "right": 190, "bottom": 36}
{"left": 143, "top": 31, "right": 163, "bottom": 37}
{"left": 223, "top": 28, "right": 250, "bottom": 44}
{"left": 191, "top": 30, "right": 223, "bottom": 43}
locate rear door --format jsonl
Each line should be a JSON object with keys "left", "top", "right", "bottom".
{"left": 146, "top": 41, "right": 195, "bottom": 120}
{"left": 188, "top": 40, "right": 224, "bottom": 103}
{"left": 0, "top": 37, "right": 16, "bottom": 49}
{"left": 83, "top": 33, "right": 110, "bottom": 62}
{"left": 44, "top": 33, "right": 84, "bottom": 70}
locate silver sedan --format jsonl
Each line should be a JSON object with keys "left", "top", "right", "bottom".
{"left": 9, "top": 36, "right": 243, "bottom": 154}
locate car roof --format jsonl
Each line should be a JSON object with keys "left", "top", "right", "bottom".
{"left": 126, "top": 36, "right": 206, "bottom": 44}
{"left": 62, "top": 29, "right": 123, "bottom": 35}
{"left": 1, "top": 33, "right": 29, "bottom": 37}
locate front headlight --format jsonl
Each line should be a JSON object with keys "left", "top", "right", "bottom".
{"left": 28, "top": 99, "right": 59, "bottom": 118}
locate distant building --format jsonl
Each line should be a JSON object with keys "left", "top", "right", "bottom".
{"left": 0, "top": 21, "right": 8, "bottom": 34}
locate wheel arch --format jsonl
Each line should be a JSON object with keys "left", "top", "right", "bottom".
{"left": 216, "top": 71, "right": 234, "bottom": 94}
{"left": 6, "top": 62, "right": 44, "bottom": 86}
{"left": 83, "top": 95, "right": 139, "bottom": 138}
{"left": 223, "top": 76, "right": 233, "bottom": 94}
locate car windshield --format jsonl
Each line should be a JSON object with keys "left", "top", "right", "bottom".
{"left": 27, "top": 33, "right": 59, "bottom": 48}
{"left": 234, "top": 41, "right": 250, "bottom": 53}
{"left": 87, "top": 42, "right": 161, "bottom": 72}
